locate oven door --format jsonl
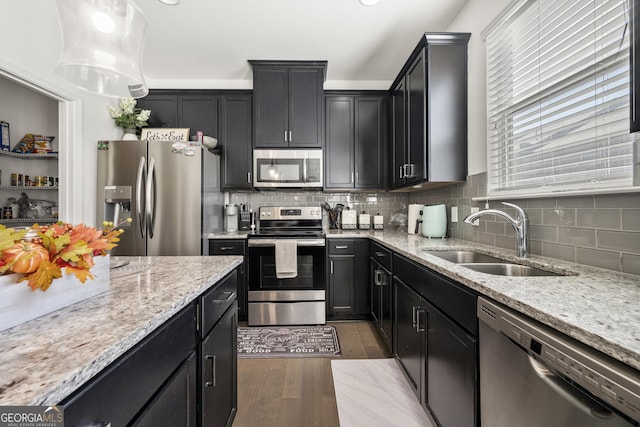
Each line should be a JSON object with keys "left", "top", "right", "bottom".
{"left": 247, "top": 239, "right": 325, "bottom": 293}
{"left": 247, "top": 238, "right": 326, "bottom": 325}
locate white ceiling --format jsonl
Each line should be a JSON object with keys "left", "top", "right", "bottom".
{"left": 135, "top": 0, "right": 469, "bottom": 90}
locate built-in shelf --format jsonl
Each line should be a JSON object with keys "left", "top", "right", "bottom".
{"left": 0, "top": 185, "right": 58, "bottom": 190}
{"left": 0, "top": 217, "right": 58, "bottom": 225}
{"left": 0, "top": 151, "right": 58, "bottom": 159}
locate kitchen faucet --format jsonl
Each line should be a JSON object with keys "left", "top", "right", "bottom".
{"left": 464, "top": 202, "right": 530, "bottom": 257}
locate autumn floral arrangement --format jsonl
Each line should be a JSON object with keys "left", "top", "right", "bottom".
{"left": 107, "top": 97, "right": 151, "bottom": 131}
{"left": 0, "top": 220, "right": 129, "bottom": 292}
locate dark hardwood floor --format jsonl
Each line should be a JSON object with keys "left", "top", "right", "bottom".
{"left": 233, "top": 321, "right": 391, "bottom": 427}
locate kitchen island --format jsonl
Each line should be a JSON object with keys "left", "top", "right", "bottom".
{"left": 327, "top": 229, "right": 640, "bottom": 371}
{"left": 0, "top": 255, "right": 242, "bottom": 407}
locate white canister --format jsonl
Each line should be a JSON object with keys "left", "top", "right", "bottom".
{"left": 341, "top": 210, "right": 357, "bottom": 230}
{"left": 373, "top": 214, "right": 384, "bottom": 230}
{"left": 358, "top": 213, "right": 371, "bottom": 230}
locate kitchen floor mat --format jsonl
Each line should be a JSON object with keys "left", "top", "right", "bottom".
{"left": 331, "top": 358, "right": 433, "bottom": 427}
{"left": 237, "top": 326, "right": 341, "bottom": 358}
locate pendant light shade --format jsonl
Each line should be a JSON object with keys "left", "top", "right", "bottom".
{"left": 54, "top": 0, "right": 149, "bottom": 98}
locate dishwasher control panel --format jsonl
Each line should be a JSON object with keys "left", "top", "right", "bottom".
{"left": 478, "top": 298, "right": 640, "bottom": 423}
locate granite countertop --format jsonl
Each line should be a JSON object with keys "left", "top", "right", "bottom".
{"left": 0, "top": 255, "right": 243, "bottom": 406}
{"left": 328, "top": 229, "right": 640, "bottom": 371}
{"left": 207, "top": 231, "right": 250, "bottom": 239}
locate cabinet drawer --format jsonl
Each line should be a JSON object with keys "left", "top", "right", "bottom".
{"left": 201, "top": 269, "right": 237, "bottom": 338}
{"left": 328, "top": 239, "right": 355, "bottom": 254}
{"left": 370, "top": 242, "right": 392, "bottom": 271}
{"left": 62, "top": 304, "right": 197, "bottom": 427}
{"left": 209, "top": 240, "right": 246, "bottom": 255}
{"left": 393, "top": 254, "right": 477, "bottom": 335}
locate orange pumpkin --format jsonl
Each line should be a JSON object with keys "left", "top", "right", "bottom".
{"left": 4, "top": 241, "right": 49, "bottom": 274}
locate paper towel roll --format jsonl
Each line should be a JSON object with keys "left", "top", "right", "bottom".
{"left": 408, "top": 204, "right": 424, "bottom": 234}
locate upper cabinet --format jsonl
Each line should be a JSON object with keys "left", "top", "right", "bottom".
{"left": 250, "top": 61, "right": 327, "bottom": 148}
{"left": 390, "top": 33, "right": 470, "bottom": 190}
{"left": 632, "top": 0, "right": 640, "bottom": 132}
{"left": 324, "top": 92, "right": 387, "bottom": 190}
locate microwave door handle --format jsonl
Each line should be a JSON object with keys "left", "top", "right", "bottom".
{"left": 146, "top": 157, "right": 156, "bottom": 239}
{"left": 136, "top": 156, "right": 146, "bottom": 239}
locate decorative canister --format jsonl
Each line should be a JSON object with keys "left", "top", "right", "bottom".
{"left": 358, "top": 212, "right": 370, "bottom": 230}
{"left": 341, "top": 210, "right": 357, "bottom": 230}
{"left": 373, "top": 214, "right": 384, "bottom": 230}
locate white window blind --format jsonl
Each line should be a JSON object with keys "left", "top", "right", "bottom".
{"left": 485, "top": 0, "right": 636, "bottom": 197}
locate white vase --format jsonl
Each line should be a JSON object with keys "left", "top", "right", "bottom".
{"left": 122, "top": 129, "right": 138, "bottom": 140}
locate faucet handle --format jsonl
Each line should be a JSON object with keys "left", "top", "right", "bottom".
{"left": 501, "top": 202, "right": 528, "bottom": 221}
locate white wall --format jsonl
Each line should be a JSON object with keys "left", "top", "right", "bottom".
{"left": 1, "top": 1, "right": 122, "bottom": 226}
{"left": 446, "top": 0, "right": 512, "bottom": 175}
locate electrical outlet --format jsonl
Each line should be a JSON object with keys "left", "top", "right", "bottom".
{"left": 451, "top": 206, "right": 458, "bottom": 223}
{"left": 470, "top": 207, "right": 480, "bottom": 226}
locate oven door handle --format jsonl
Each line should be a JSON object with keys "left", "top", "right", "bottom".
{"left": 247, "top": 239, "right": 325, "bottom": 247}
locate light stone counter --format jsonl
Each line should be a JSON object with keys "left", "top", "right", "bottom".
{"left": 327, "top": 229, "right": 640, "bottom": 371}
{"left": 0, "top": 255, "right": 242, "bottom": 406}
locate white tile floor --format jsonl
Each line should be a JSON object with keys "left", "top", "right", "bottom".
{"left": 331, "top": 358, "right": 433, "bottom": 427}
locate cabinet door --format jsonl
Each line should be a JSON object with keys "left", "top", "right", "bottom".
{"left": 325, "top": 96, "right": 354, "bottom": 188}
{"left": 201, "top": 303, "right": 238, "bottom": 427}
{"left": 131, "top": 352, "right": 197, "bottom": 427}
{"left": 137, "top": 94, "right": 179, "bottom": 128}
{"left": 633, "top": 0, "right": 640, "bottom": 132}
{"left": 288, "top": 67, "right": 324, "bottom": 148}
{"left": 370, "top": 259, "right": 382, "bottom": 324}
{"left": 253, "top": 67, "right": 288, "bottom": 147}
{"left": 426, "top": 305, "right": 477, "bottom": 427}
{"left": 394, "top": 278, "right": 424, "bottom": 399}
{"left": 220, "top": 95, "right": 253, "bottom": 190}
{"left": 355, "top": 96, "right": 384, "bottom": 189}
{"left": 380, "top": 266, "right": 393, "bottom": 350}
{"left": 406, "top": 49, "right": 426, "bottom": 184}
{"left": 329, "top": 255, "right": 355, "bottom": 313}
{"left": 391, "top": 79, "right": 407, "bottom": 189}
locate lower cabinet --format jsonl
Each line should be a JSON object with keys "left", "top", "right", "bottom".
{"left": 327, "top": 239, "right": 370, "bottom": 319}
{"left": 370, "top": 241, "right": 393, "bottom": 352}
{"left": 209, "top": 239, "right": 248, "bottom": 319}
{"left": 61, "top": 268, "right": 239, "bottom": 427}
{"left": 393, "top": 254, "right": 478, "bottom": 427}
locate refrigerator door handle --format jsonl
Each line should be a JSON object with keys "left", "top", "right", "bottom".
{"left": 146, "top": 156, "right": 157, "bottom": 239}
{"left": 136, "top": 156, "right": 146, "bottom": 239}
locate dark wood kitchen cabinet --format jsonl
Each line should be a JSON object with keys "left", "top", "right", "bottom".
{"left": 60, "top": 269, "right": 239, "bottom": 427}
{"left": 250, "top": 60, "right": 326, "bottom": 148}
{"left": 632, "top": 0, "right": 640, "bottom": 132}
{"left": 138, "top": 90, "right": 253, "bottom": 191}
{"left": 209, "top": 238, "right": 248, "bottom": 319}
{"left": 327, "top": 239, "right": 370, "bottom": 319}
{"left": 390, "top": 33, "right": 470, "bottom": 190}
{"left": 370, "top": 241, "right": 392, "bottom": 352}
{"left": 393, "top": 253, "right": 478, "bottom": 427}
{"left": 324, "top": 92, "right": 387, "bottom": 190}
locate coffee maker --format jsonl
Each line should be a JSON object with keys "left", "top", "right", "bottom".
{"left": 224, "top": 204, "right": 239, "bottom": 233}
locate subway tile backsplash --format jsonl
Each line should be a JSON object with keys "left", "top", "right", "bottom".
{"left": 407, "top": 173, "right": 640, "bottom": 276}
{"left": 229, "top": 173, "right": 640, "bottom": 276}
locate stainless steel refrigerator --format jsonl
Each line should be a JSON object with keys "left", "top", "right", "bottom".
{"left": 97, "top": 140, "right": 203, "bottom": 256}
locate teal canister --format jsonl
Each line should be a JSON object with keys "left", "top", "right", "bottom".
{"left": 421, "top": 204, "right": 447, "bottom": 238}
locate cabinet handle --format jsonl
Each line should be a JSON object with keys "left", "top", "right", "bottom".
{"left": 399, "top": 165, "right": 405, "bottom": 179}
{"left": 330, "top": 260, "right": 334, "bottom": 274}
{"left": 412, "top": 306, "right": 417, "bottom": 328}
{"left": 205, "top": 355, "right": 216, "bottom": 387}
{"left": 212, "top": 291, "right": 235, "bottom": 303}
{"left": 335, "top": 245, "right": 349, "bottom": 249}
{"left": 374, "top": 269, "right": 383, "bottom": 286}
{"left": 375, "top": 251, "right": 386, "bottom": 257}
{"left": 248, "top": 172, "right": 251, "bottom": 184}
{"left": 415, "top": 308, "right": 426, "bottom": 333}
{"left": 289, "top": 130, "right": 292, "bottom": 142}
{"left": 284, "top": 130, "right": 288, "bottom": 142}
{"left": 219, "top": 246, "right": 235, "bottom": 251}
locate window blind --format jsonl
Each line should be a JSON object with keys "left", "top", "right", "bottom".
{"left": 485, "top": 0, "right": 636, "bottom": 197}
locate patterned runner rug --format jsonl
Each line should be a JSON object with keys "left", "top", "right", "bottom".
{"left": 237, "top": 326, "right": 341, "bottom": 358}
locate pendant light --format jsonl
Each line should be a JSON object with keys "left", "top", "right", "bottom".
{"left": 54, "top": 0, "right": 149, "bottom": 98}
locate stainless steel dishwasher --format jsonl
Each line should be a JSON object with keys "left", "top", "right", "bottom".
{"left": 478, "top": 297, "right": 640, "bottom": 427}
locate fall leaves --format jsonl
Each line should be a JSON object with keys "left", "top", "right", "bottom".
{"left": 0, "top": 222, "right": 125, "bottom": 291}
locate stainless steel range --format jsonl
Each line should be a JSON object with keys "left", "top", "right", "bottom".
{"left": 247, "top": 206, "right": 326, "bottom": 326}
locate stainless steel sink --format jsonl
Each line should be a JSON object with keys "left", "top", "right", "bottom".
{"left": 422, "top": 250, "right": 505, "bottom": 264}
{"left": 459, "top": 263, "right": 562, "bottom": 277}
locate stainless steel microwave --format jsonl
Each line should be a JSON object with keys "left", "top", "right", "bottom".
{"left": 253, "top": 149, "right": 323, "bottom": 188}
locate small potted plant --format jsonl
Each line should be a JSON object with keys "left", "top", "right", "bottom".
{"left": 107, "top": 98, "right": 151, "bottom": 140}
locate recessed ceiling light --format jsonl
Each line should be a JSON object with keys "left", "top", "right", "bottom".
{"left": 158, "top": 0, "right": 180, "bottom": 5}
{"left": 359, "top": 0, "right": 382, "bottom": 5}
